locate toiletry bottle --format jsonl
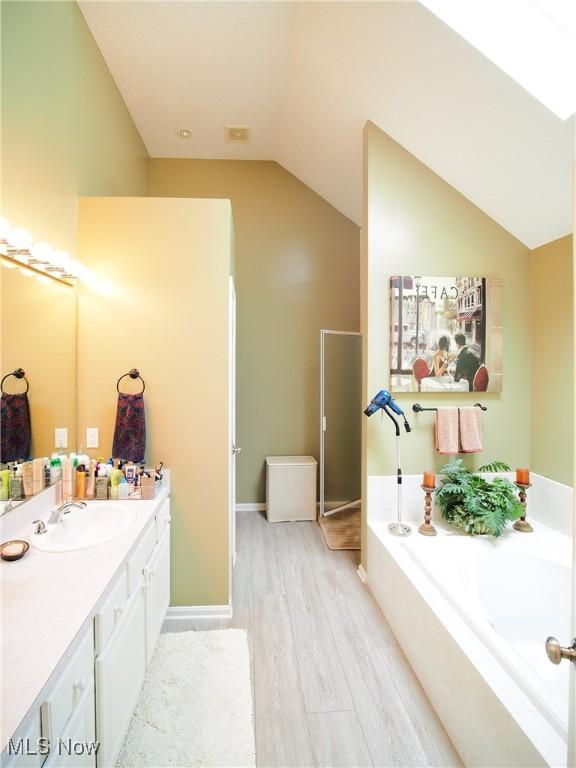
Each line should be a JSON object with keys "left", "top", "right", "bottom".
{"left": 22, "top": 461, "right": 34, "bottom": 497}
{"left": 9, "top": 465, "right": 23, "bottom": 499}
{"left": 110, "top": 469, "right": 123, "bottom": 499}
{"left": 0, "top": 469, "right": 9, "bottom": 501}
{"left": 95, "top": 468, "right": 108, "bottom": 500}
{"left": 62, "top": 457, "right": 73, "bottom": 500}
{"left": 76, "top": 465, "right": 86, "bottom": 499}
{"left": 32, "top": 458, "right": 44, "bottom": 495}
{"left": 50, "top": 455, "right": 62, "bottom": 484}
{"left": 118, "top": 476, "right": 129, "bottom": 500}
{"left": 86, "top": 459, "right": 96, "bottom": 499}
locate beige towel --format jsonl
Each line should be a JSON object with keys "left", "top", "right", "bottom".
{"left": 435, "top": 408, "right": 459, "bottom": 455}
{"left": 459, "top": 407, "right": 483, "bottom": 453}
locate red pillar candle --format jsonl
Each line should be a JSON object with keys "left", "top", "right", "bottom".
{"left": 423, "top": 471, "right": 436, "bottom": 489}
{"left": 516, "top": 468, "right": 530, "bottom": 485}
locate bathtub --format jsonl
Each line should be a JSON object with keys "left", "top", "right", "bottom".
{"left": 366, "top": 485, "right": 572, "bottom": 767}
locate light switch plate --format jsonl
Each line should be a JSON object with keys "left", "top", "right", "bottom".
{"left": 55, "top": 428, "right": 68, "bottom": 449}
{"left": 86, "top": 427, "right": 99, "bottom": 449}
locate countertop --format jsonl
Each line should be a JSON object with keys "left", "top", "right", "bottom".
{"left": 0, "top": 478, "right": 170, "bottom": 752}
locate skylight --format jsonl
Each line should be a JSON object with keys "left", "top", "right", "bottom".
{"left": 419, "top": 0, "right": 576, "bottom": 120}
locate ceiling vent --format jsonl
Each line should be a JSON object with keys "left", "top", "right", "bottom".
{"left": 225, "top": 125, "right": 250, "bottom": 143}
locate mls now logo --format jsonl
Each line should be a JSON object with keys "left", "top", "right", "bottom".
{"left": 8, "top": 738, "right": 100, "bottom": 757}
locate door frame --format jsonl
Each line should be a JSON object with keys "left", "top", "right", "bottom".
{"left": 319, "top": 329, "right": 362, "bottom": 519}
{"left": 228, "top": 277, "right": 237, "bottom": 590}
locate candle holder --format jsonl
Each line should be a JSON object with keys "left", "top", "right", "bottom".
{"left": 418, "top": 485, "right": 437, "bottom": 536}
{"left": 513, "top": 482, "right": 533, "bottom": 532}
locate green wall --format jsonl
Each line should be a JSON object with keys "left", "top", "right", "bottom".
{"left": 363, "top": 122, "right": 532, "bottom": 485}
{"left": 1, "top": 0, "right": 149, "bottom": 253}
{"left": 150, "top": 159, "right": 361, "bottom": 503}
{"left": 530, "top": 235, "right": 573, "bottom": 486}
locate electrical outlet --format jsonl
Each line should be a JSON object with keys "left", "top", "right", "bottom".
{"left": 86, "top": 427, "right": 99, "bottom": 449}
{"left": 55, "top": 428, "right": 68, "bottom": 449}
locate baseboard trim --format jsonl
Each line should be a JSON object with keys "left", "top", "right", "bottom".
{"left": 235, "top": 503, "right": 266, "bottom": 512}
{"left": 357, "top": 564, "right": 368, "bottom": 584}
{"left": 165, "top": 605, "right": 233, "bottom": 620}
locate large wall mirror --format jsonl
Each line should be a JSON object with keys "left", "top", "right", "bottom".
{"left": 1, "top": 264, "right": 76, "bottom": 500}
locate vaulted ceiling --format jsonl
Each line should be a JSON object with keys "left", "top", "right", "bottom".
{"left": 79, "top": 1, "right": 574, "bottom": 248}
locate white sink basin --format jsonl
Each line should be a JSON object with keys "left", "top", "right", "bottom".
{"left": 30, "top": 503, "right": 136, "bottom": 553}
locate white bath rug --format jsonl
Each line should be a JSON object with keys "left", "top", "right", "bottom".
{"left": 116, "top": 629, "right": 255, "bottom": 768}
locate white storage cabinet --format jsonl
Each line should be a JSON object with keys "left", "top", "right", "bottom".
{"left": 266, "top": 456, "right": 317, "bottom": 522}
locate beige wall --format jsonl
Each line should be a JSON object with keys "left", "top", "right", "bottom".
{"left": 150, "top": 159, "right": 360, "bottom": 502}
{"left": 1, "top": 0, "right": 148, "bottom": 255}
{"left": 363, "top": 122, "right": 532, "bottom": 508}
{"left": 77, "top": 197, "right": 232, "bottom": 606}
{"left": 530, "top": 235, "right": 573, "bottom": 486}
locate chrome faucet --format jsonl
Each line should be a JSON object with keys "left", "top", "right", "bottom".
{"left": 47, "top": 500, "right": 87, "bottom": 524}
{"left": 1, "top": 497, "right": 21, "bottom": 515}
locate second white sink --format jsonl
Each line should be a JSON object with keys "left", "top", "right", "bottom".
{"left": 30, "top": 502, "right": 136, "bottom": 553}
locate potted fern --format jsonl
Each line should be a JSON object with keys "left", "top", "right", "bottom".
{"left": 435, "top": 459, "right": 524, "bottom": 537}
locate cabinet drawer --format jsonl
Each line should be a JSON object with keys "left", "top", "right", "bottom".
{"left": 94, "top": 568, "right": 128, "bottom": 655}
{"left": 127, "top": 521, "right": 156, "bottom": 596}
{"left": 155, "top": 497, "right": 171, "bottom": 541}
{"left": 41, "top": 628, "right": 93, "bottom": 747}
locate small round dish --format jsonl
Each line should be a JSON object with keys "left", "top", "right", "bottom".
{"left": 0, "top": 539, "right": 30, "bottom": 561}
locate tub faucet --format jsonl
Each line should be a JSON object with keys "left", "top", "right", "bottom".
{"left": 48, "top": 500, "right": 87, "bottom": 524}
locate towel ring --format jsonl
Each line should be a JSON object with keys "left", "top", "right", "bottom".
{"left": 1, "top": 368, "right": 29, "bottom": 395}
{"left": 116, "top": 368, "right": 145, "bottom": 395}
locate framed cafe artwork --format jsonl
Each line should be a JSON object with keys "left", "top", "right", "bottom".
{"left": 389, "top": 276, "right": 502, "bottom": 393}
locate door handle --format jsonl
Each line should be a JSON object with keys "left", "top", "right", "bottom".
{"left": 232, "top": 444, "right": 242, "bottom": 455}
{"left": 545, "top": 636, "right": 576, "bottom": 665}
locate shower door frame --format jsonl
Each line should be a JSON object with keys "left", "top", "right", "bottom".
{"left": 319, "top": 329, "right": 363, "bottom": 519}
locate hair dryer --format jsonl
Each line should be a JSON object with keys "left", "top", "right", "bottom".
{"left": 363, "top": 389, "right": 411, "bottom": 432}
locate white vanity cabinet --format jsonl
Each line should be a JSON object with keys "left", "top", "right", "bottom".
{"left": 95, "top": 500, "right": 171, "bottom": 768}
{"left": 1, "top": 491, "right": 171, "bottom": 768}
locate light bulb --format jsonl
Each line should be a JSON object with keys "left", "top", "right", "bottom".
{"left": 52, "top": 250, "right": 71, "bottom": 270}
{"left": 31, "top": 241, "right": 53, "bottom": 263}
{"left": 19, "top": 267, "right": 34, "bottom": 277}
{"left": 67, "top": 259, "right": 83, "bottom": 277}
{"left": 36, "top": 274, "right": 51, "bottom": 285}
{"left": 79, "top": 267, "right": 96, "bottom": 285}
{"left": 0, "top": 217, "right": 12, "bottom": 241}
{"left": 8, "top": 228, "right": 33, "bottom": 250}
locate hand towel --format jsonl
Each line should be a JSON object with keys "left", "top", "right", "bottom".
{"left": 112, "top": 392, "right": 146, "bottom": 462}
{"left": 0, "top": 392, "right": 32, "bottom": 463}
{"left": 435, "top": 408, "right": 459, "bottom": 455}
{"left": 459, "top": 406, "right": 483, "bottom": 453}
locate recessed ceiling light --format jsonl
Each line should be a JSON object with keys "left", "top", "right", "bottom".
{"left": 179, "top": 129, "right": 192, "bottom": 138}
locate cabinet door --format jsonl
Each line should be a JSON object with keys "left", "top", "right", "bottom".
{"left": 144, "top": 528, "right": 170, "bottom": 665}
{"left": 95, "top": 585, "right": 145, "bottom": 768}
{"left": 43, "top": 679, "right": 96, "bottom": 768}
{"left": 1, "top": 710, "right": 46, "bottom": 768}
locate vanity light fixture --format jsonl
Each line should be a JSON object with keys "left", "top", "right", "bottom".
{"left": 0, "top": 216, "right": 103, "bottom": 289}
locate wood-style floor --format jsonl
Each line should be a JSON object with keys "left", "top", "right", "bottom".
{"left": 166, "top": 511, "right": 462, "bottom": 768}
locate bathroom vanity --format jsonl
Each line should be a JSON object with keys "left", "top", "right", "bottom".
{"left": 0, "top": 477, "right": 171, "bottom": 768}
